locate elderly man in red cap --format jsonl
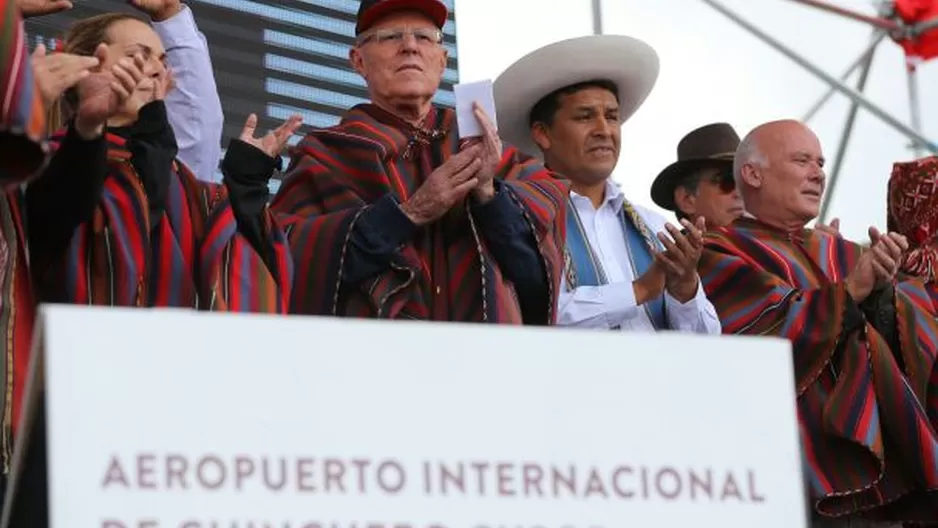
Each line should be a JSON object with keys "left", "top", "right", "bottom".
{"left": 271, "top": 0, "right": 566, "bottom": 324}
{"left": 700, "top": 119, "right": 938, "bottom": 526}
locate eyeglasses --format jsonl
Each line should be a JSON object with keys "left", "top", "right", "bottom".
{"left": 357, "top": 27, "right": 443, "bottom": 46}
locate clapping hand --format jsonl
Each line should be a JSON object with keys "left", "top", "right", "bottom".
{"left": 31, "top": 44, "right": 100, "bottom": 109}
{"left": 238, "top": 113, "right": 303, "bottom": 159}
{"left": 845, "top": 226, "right": 908, "bottom": 302}
{"left": 463, "top": 102, "right": 501, "bottom": 204}
{"left": 153, "top": 68, "right": 174, "bottom": 101}
{"left": 400, "top": 146, "right": 482, "bottom": 226}
{"left": 16, "top": 0, "right": 72, "bottom": 17}
{"left": 127, "top": 0, "right": 182, "bottom": 21}
{"left": 74, "top": 46, "right": 147, "bottom": 138}
{"left": 866, "top": 227, "right": 907, "bottom": 283}
{"left": 655, "top": 217, "right": 707, "bottom": 302}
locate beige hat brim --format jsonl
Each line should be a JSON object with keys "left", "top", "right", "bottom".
{"left": 493, "top": 34, "right": 660, "bottom": 159}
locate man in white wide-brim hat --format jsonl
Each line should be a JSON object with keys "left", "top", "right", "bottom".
{"left": 494, "top": 35, "right": 720, "bottom": 334}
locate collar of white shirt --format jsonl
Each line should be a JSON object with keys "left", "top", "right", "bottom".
{"left": 568, "top": 179, "right": 626, "bottom": 212}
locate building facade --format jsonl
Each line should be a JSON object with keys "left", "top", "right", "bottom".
{"left": 25, "top": 0, "right": 460, "bottom": 187}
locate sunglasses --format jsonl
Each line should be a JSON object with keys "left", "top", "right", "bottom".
{"left": 705, "top": 170, "right": 736, "bottom": 193}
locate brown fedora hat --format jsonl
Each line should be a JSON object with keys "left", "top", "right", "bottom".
{"left": 650, "top": 123, "right": 741, "bottom": 211}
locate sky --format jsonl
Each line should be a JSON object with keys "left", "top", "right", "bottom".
{"left": 453, "top": 0, "right": 937, "bottom": 241}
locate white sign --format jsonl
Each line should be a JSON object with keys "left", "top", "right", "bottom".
{"left": 17, "top": 305, "right": 805, "bottom": 528}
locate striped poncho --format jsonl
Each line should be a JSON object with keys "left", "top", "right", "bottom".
{"left": 0, "top": 0, "right": 46, "bottom": 183}
{"left": 272, "top": 104, "right": 566, "bottom": 323}
{"left": 0, "top": 0, "right": 42, "bottom": 472}
{"left": 700, "top": 216, "right": 938, "bottom": 521}
{"left": 40, "top": 132, "right": 293, "bottom": 313}
{"left": 0, "top": 192, "right": 34, "bottom": 473}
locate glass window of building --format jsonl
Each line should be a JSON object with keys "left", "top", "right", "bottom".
{"left": 24, "top": 0, "right": 460, "bottom": 190}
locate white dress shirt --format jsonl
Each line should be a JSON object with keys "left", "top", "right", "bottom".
{"left": 557, "top": 180, "right": 721, "bottom": 334}
{"left": 153, "top": 5, "right": 224, "bottom": 183}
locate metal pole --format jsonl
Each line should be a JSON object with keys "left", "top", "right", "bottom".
{"left": 802, "top": 30, "right": 886, "bottom": 123}
{"left": 701, "top": 0, "right": 938, "bottom": 153}
{"left": 786, "top": 0, "right": 901, "bottom": 31}
{"left": 818, "top": 45, "right": 876, "bottom": 223}
{"left": 907, "top": 59, "right": 923, "bottom": 158}
{"left": 591, "top": 0, "right": 603, "bottom": 35}
{"left": 910, "top": 15, "right": 938, "bottom": 36}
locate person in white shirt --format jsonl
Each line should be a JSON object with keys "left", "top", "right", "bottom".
{"left": 494, "top": 35, "right": 720, "bottom": 334}
{"left": 129, "top": 0, "right": 224, "bottom": 183}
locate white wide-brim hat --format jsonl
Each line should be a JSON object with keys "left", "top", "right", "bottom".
{"left": 493, "top": 34, "right": 660, "bottom": 158}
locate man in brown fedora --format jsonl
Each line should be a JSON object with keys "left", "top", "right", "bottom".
{"left": 652, "top": 123, "right": 841, "bottom": 235}
{"left": 650, "top": 123, "right": 744, "bottom": 229}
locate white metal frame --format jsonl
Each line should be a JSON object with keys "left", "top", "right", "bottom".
{"left": 591, "top": 0, "right": 938, "bottom": 222}
{"left": 702, "top": 0, "right": 938, "bottom": 221}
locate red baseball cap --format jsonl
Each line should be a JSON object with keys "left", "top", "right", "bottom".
{"left": 355, "top": 0, "right": 448, "bottom": 35}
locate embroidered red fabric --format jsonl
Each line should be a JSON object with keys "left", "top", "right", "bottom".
{"left": 888, "top": 155, "right": 938, "bottom": 281}
{"left": 894, "top": 0, "right": 938, "bottom": 61}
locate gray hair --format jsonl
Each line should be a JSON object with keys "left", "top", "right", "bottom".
{"left": 733, "top": 130, "right": 768, "bottom": 188}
